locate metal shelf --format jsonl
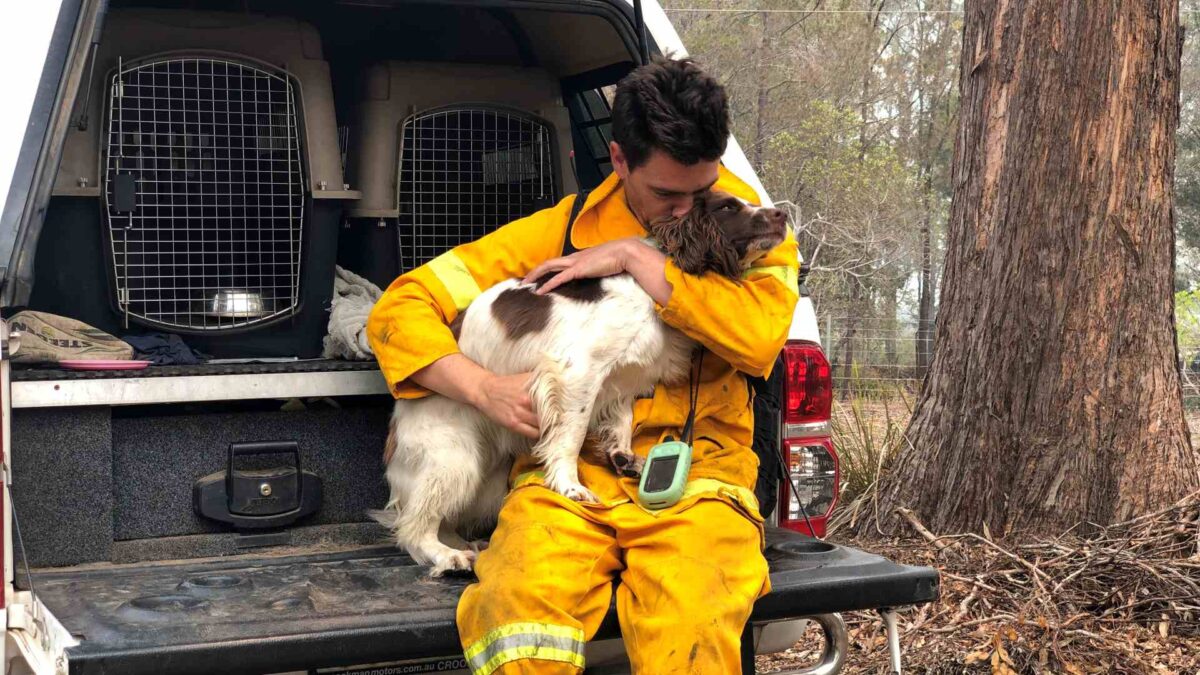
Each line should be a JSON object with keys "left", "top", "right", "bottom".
{"left": 12, "top": 369, "right": 389, "bottom": 409}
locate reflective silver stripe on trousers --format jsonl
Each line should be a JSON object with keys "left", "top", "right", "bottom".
{"left": 466, "top": 632, "right": 585, "bottom": 673}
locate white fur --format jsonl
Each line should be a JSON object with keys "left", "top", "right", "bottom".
{"left": 371, "top": 275, "right": 695, "bottom": 575}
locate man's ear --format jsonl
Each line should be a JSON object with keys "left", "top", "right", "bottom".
{"left": 610, "top": 141, "right": 629, "bottom": 180}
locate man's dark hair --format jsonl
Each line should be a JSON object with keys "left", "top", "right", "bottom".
{"left": 610, "top": 57, "right": 730, "bottom": 170}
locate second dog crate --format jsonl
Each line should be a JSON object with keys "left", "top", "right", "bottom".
{"left": 341, "top": 61, "right": 576, "bottom": 287}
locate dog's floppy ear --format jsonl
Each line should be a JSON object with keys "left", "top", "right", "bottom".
{"left": 649, "top": 201, "right": 742, "bottom": 278}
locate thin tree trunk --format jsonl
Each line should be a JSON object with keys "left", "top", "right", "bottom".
{"left": 753, "top": 11, "right": 770, "bottom": 170}
{"left": 867, "top": 0, "right": 1198, "bottom": 536}
{"left": 858, "top": 2, "right": 885, "bottom": 162}
{"left": 917, "top": 172, "right": 935, "bottom": 373}
{"left": 915, "top": 3, "right": 937, "bottom": 374}
{"left": 841, "top": 315, "right": 857, "bottom": 400}
{"left": 884, "top": 286, "right": 898, "bottom": 367}
{"left": 845, "top": 2, "right": 885, "bottom": 398}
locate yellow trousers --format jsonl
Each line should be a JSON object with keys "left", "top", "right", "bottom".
{"left": 457, "top": 481, "right": 771, "bottom": 675}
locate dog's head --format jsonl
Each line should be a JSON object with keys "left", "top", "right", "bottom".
{"left": 646, "top": 190, "right": 788, "bottom": 278}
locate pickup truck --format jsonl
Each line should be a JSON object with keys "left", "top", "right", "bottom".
{"left": 0, "top": 0, "right": 939, "bottom": 673}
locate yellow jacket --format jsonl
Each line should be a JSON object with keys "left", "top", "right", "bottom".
{"left": 367, "top": 167, "right": 800, "bottom": 503}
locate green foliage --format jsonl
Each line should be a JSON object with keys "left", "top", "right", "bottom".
{"left": 831, "top": 392, "right": 910, "bottom": 504}
{"left": 671, "top": 1, "right": 961, "bottom": 351}
{"left": 1176, "top": 289, "right": 1200, "bottom": 364}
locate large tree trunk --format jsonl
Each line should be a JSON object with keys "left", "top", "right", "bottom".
{"left": 868, "top": 0, "right": 1198, "bottom": 536}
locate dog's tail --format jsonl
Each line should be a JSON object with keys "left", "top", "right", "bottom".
{"left": 529, "top": 355, "right": 569, "bottom": 437}
{"left": 368, "top": 506, "right": 400, "bottom": 531}
{"left": 368, "top": 479, "right": 406, "bottom": 532}
{"left": 382, "top": 416, "right": 399, "bottom": 464}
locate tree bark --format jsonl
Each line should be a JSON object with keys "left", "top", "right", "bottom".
{"left": 868, "top": 0, "right": 1198, "bottom": 536}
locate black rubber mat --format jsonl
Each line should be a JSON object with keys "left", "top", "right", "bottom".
{"left": 31, "top": 528, "right": 939, "bottom": 675}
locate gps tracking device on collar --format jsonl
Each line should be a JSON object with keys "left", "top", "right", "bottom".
{"left": 637, "top": 353, "right": 703, "bottom": 509}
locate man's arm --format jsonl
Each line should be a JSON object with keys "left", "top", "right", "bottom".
{"left": 524, "top": 236, "right": 800, "bottom": 378}
{"left": 653, "top": 235, "right": 800, "bottom": 377}
{"left": 367, "top": 195, "right": 576, "bottom": 436}
{"left": 409, "top": 355, "right": 539, "bottom": 439}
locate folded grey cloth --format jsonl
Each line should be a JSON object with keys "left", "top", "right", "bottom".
{"left": 124, "top": 333, "right": 209, "bottom": 365}
{"left": 322, "top": 266, "right": 382, "bottom": 361}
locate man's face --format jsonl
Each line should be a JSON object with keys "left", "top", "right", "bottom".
{"left": 611, "top": 142, "right": 720, "bottom": 225}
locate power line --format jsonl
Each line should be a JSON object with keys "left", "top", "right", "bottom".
{"left": 664, "top": 8, "right": 963, "bottom": 12}
{"left": 663, "top": 7, "right": 1200, "bottom": 13}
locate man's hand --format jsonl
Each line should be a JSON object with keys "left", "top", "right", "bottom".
{"left": 471, "top": 371, "right": 540, "bottom": 440}
{"left": 410, "top": 354, "right": 540, "bottom": 440}
{"left": 524, "top": 239, "right": 638, "bottom": 294}
{"left": 525, "top": 238, "right": 674, "bottom": 306}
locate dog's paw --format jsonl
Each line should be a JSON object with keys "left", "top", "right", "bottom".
{"left": 544, "top": 470, "right": 599, "bottom": 503}
{"left": 429, "top": 548, "right": 477, "bottom": 578}
{"left": 558, "top": 483, "right": 599, "bottom": 504}
{"left": 608, "top": 450, "right": 644, "bottom": 479}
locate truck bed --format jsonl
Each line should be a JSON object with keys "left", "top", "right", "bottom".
{"left": 28, "top": 527, "right": 938, "bottom": 675}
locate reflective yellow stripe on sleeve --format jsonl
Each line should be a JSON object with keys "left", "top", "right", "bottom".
{"left": 427, "top": 251, "right": 483, "bottom": 310}
{"left": 464, "top": 622, "right": 586, "bottom": 675}
{"left": 743, "top": 264, "right": 799, "bottom": 295}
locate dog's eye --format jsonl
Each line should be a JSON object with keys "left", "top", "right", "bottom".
{"left": 718, "top": 202, "right": 738, "bottom": 211}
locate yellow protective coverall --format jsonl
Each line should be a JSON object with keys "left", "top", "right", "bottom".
{"left": 367, "top": 167, "right": 800, "bottom": 674}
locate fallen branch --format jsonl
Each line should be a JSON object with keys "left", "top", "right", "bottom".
{"left": 895, "top": 506, "right": 952, "bottom": 553}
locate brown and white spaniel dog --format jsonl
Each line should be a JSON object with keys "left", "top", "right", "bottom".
{"left": 371, "top": 191, "right": 788, "bottom": 575}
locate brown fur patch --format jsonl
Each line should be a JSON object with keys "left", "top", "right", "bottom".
{"left": 382, "top": 416, "right": 399, "bottom": 464}
{"left": 650, "top": 206, "right": 741, "bottom": 278}
{"left": 491, "top": 287, "right": 551, "bottom": 340}
{"left": 448, "top": 305, "right": 469, "bottom": 340}
{"left": 535, "top": 276, "right": 606, "bottom": 303}
{"left": 647, "top": 191, "right": 787, "bottom": 278}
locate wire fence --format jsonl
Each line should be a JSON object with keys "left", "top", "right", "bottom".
{"left": 824, "top": 317, "right": 1200, "bottom": 410}
{"left": 821, "top": 317, "right": 934, "bottom": 399}
{"left": 1177, "top": 327, "right": 1200, "bottom": 410}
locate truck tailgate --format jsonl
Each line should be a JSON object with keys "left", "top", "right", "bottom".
{"left": 28, "top": 527, "right": 938, "bottom": 674}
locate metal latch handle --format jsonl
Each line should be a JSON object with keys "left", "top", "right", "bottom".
{"left": 226, "top": 441, "right": 303, "bottom": 506}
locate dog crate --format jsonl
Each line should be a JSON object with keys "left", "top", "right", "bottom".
{"left": 397, "top": 105, "right": 557, "bottom": 270}
{"left": 37, "top": 10, "right": 353, "bottom": 358}
{"left": 341, "top": 62, "right": 574, "bottom": 286}
{"left": 103, "top": 56, "right": 306, "bottom": 331}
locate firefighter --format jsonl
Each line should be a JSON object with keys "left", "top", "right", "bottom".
{"left": 368, "top": 57, "right": 799, "bottom": 674}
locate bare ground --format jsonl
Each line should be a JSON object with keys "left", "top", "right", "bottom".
{"left": 755, "top": 532, "right": 1199, "bottom": 674}
{"left": 755, "top": 395, "right": 1200, "bottom": 675}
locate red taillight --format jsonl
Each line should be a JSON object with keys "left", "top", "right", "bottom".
{"left": 778, "top": 341, "right": 838, "bottom": 537}
{"left": 783, "top": 342, "right": 832, "bottom": 424}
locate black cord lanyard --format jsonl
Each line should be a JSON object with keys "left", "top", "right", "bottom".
{"left": 677, "top": 351, "right": 819, "bottom": 538}
{"left": 678, "top": 351, "right": 704, "bottom": 446}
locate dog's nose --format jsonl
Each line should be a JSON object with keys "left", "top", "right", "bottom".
{"left": 762, "top": 208, "right": 786, "bottom": 226}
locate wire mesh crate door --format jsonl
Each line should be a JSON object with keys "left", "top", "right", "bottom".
{"left": 397, "top": 106, "right": 557, "bottom": 272}
{"left": 103, "top": 56, "right": 305, "bottom": 331}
